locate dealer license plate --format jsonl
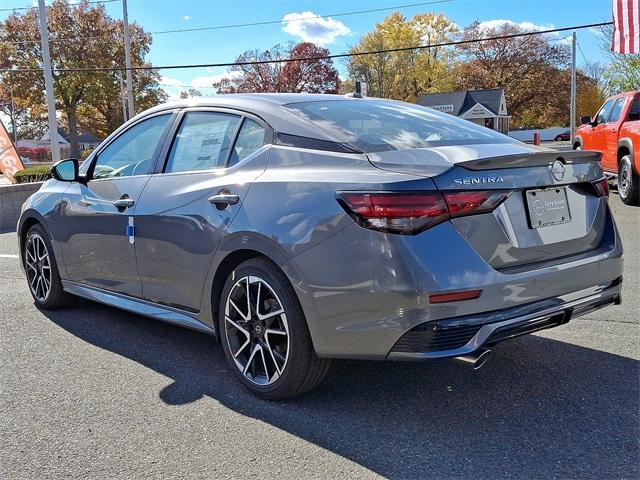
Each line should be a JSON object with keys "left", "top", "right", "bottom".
{"left": 525, "top": 187, "right": 571, "bottom": 229}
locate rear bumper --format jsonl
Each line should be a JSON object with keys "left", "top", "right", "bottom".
{"left": 387, "top": 279, "right": 622, "bottom": 360}
{"left": 284, "top": 205, "right": 623, "bottom": 360}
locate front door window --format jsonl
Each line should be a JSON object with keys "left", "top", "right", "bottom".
{"left": 92, "top": 114, "right": 172, "bottom": 179}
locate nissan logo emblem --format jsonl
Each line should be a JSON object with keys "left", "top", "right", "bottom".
{"left": 550, "top": 160, "right": 566, "bottom": 181}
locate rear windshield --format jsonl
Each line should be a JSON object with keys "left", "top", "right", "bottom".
{"left": 284, "top": 99, "right": 515, "bottom": 153}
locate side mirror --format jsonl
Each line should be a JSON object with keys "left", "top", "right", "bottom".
{"left": 580, "top": 115, "right": 593, "bottom": 126}
{"left": 51, "top": 158, "right": 79, "bottom": 182}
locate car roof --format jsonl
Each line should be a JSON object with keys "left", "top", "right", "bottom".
{"left": 132, "top": 93, "right": 386, "bottom": 143}
{"left": 149, "top": 92, "right": 354, "bottom": 109}
{"left": 605, "top": 91, "right": 639, "bottom": 101}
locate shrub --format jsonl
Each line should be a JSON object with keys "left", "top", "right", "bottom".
{"left": 14, "top": 164, "right": 52, "bottom": 184}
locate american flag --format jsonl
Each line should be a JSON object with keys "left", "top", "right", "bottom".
{"left": 612, "top": 0, "right": 640, "bottom": 54}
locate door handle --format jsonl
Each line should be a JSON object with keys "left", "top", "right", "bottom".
{"left": 208, "top": 193, "right": 240, "bottom": 209}
{"left": 113, "top": 198, "right": 135, "bottom": 209}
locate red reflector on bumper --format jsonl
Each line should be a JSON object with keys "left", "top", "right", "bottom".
{"left": 429, "top": 289, "right": 482, "bottom": 303}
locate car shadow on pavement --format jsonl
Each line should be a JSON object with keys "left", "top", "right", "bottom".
{"left": 41, "top": 299, "right": 639, "bottom": 480}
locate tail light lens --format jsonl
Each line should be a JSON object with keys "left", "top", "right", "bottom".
{"left": 591, "top": 177, "right": 610, "bottom": 197}
{"left": 338, "top": 190, "right": 511, "bottom": 234}
{"left": 337, "top": 192, "right": 449, "bottom": 234}
{"left": 443, "top": 190, "right": 511, "bottom": 218}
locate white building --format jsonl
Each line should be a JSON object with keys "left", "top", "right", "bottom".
{"left": 417, "top": 88, "right": 510, "bottom": 134}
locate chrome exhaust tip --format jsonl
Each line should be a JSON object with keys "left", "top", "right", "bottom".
{"left": 454, "top": 349, "right": 491, "bottom": 370}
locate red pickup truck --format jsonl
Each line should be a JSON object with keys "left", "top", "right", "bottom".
{"left": 574, "top": 91, "right": 640, "bottom": 205}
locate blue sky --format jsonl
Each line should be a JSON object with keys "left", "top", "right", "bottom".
{"left": 2, "top": 0, "right": 611, "bottom": 98}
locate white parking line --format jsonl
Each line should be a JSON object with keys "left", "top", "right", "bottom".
{"left": 0, "top": 254, "right": 19, "bottom": 259}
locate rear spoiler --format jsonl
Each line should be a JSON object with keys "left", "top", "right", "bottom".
{"left": 459, "top": 150, "right": 602, "bottom": 171}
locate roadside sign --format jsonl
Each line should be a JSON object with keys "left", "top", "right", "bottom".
{"left": 0, "top": 119, "right": 24, "bottom": 184}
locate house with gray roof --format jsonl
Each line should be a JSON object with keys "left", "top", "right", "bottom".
{"left": 417, "top": 88, "right": 510, "bottom": 134}
{"left": 40, "top": 128, "right": 102, "bottom": 151}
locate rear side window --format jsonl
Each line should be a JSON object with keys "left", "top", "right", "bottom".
{"left": 608, "top": 98, "right": 626, "bottom": 123}
{"left": 284, "top": 100, "right": 514, "bottom": 153}
{"left": 595, "top": 100, "right": 615, "bottom": 124}
{"left": 165, "top": 112, "right": 241, "bottom": 173}
{"left": 228, "top": 119, "right": 266, "bottom": 167}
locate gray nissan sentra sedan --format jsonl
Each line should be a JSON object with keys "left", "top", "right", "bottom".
{"left": 18, "top": 94, "right": 623, "bottom": 399}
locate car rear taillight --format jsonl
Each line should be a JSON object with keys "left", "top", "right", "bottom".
{"left": 337, "top": 192, "right": 449, "bottom": 234}
{"left": 338, "top": 190, "right": 511, "bottom": 234}
{"left": 443, "top": 190, "right": 511, "bottom": 218}
{"left": 591, "top": 177, "right": 610, "bottom": 198}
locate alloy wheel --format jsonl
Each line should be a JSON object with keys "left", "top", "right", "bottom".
{"left": 25, "top": 233, "right": 52, "bottom": 302}
{"left": 619, "top": 162, "right": 631, "bottom": 197}
{"left": 224, "top": 275, "right": 290, "bottom": 386}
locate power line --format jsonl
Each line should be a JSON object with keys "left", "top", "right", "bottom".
{"left": 547, "top": 34, "right": 572, "bottom": 43}
{"left": 0, "top": 0, "right": 119, "bottom": 13}
{"left": 0, "top": 34, "right": 109, "bottom": 45}
{"left": 158, "top": 83, "right": 216, "bottom": 89}
{"left": 150, "top": 0, "right": 453, "bottom": 35}
{"left": 576, "top": 39, "right": 590, "bottom": 65}
{"left": 0, "top": 21, "right": 614, "bottom": 74}
{"left": 0, "top": 0, "right": 454, "bottom": 46}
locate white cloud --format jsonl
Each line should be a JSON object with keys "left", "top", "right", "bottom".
{"left": 160, "top": 76, "right": 183, "bottom": 88}
{"left": 183, "top": 15, "right": 192, "bottom": 21}
{"left": 476, "top": 19, "right": 553, "bottom": 32}
{"left": 159, "top": 71, "right": 243, "bottom": 100}
{"left": 557, "top": 35, "right": 573, "bottom": 46}
{"left": 475, "top": 19, "right": 573, "bottom": 45}
{"left": 282, "top": 11, "right": 351, "bottom": 46}
{"left": 159, "top": 76, "right": 185, "bottom": 101}
{"left": 190, "top": 71, "right": 242, "bottom": 89}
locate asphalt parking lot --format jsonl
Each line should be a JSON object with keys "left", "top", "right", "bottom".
{"left": 1, "top": 194, "right": 638, "bottom": 480}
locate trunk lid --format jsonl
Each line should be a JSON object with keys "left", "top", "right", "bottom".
{"left": 368, "top": 143, "right": 610, "bottom": 270}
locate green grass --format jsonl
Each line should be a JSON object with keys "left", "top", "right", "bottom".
{"left": 14, "top": 164, "right": 52, "bottom": 184}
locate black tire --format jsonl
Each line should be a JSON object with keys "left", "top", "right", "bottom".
{"left": 618, "top": 155, "right": 640, "bottom": 206}
{"left": 218, "top": 257, "right": 331, "bottom": 400}
{"left": 23, "top": 224, "right": 69, "bottom": 309}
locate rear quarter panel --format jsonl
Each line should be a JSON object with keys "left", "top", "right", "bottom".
{"left": 223, "top": 145, "right": 436, "bottom": 259}
{"left": 201, "top": 145, "right": 437, "bottom": 334}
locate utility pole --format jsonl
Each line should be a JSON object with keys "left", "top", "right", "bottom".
{"left": 37, "top": 0, "right": 60, "bottom": 163}
{"left": 6, "top": 85, "right": 17, "bottom": 143}
{"left": 122, "top": 0, "right": 135, "bottom": 119}
{"left": 117, "top": 72, "right": 127, "bottom": 123}
{"left": 570, "top": 32, "right": 577, "bottom": 143}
